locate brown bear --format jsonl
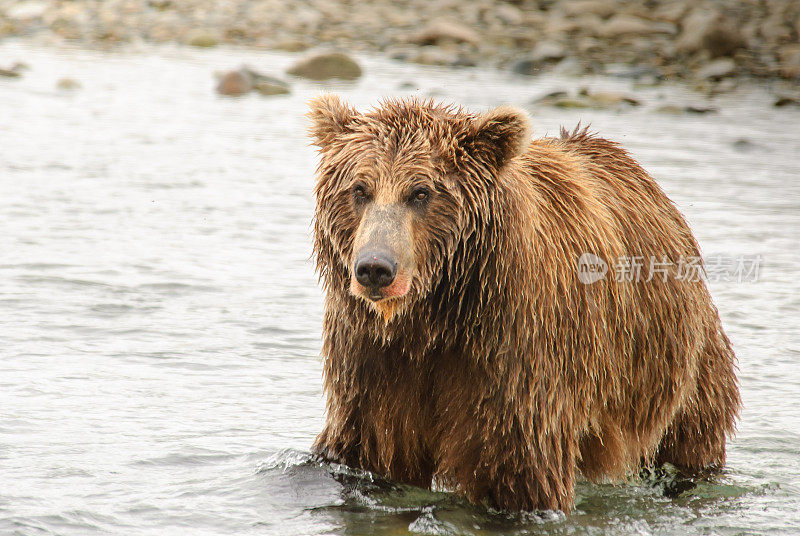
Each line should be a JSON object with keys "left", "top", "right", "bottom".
{"left": 307, "top": 95, "right": 740, "bottom": 513}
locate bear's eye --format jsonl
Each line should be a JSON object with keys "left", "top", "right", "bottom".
{"left": 352, "top": 184, "right": 368, "bottom": 201}
{"left": 409, "top": 188, "right": 429, "bottom": 204}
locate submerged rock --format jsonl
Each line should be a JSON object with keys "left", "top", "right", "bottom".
{"left": 732, "top": 138, "right": 759, "bottom": 151}
{"left": 254, "top": 80, "right": 290, "bottom": 96}
{"left": 56, "top": 77, "right": 81, "bottom": 90}
{"left": 774, "top": 96, "right": 799, "bottom": 107}
{"left": 216, "top": 67, "right": 291, "bottom": 96}
{"left": 585, "top": 90, "right": 641, "bottom": 107}
{"left": 533, "top": 89, "right": 640, "bottom": 109}
{"left": 656, "top": 104, "right": 718, "bottom": 114}
{"left": 286, "top": 51, "right": 362, "bottom": 81}
{"left": 216, "top": 69, "right": 253, "bottom": 96}
{"left": 0, "top": 63, "right": 25, "bottom": 78}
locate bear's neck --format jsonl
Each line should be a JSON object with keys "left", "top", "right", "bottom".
{"left": 419, "top": 177, "right": 524, "bottom": 357}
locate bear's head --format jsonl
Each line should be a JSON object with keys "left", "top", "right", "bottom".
{"left": 309, "top": 95, "right": 531, "bottom": 323}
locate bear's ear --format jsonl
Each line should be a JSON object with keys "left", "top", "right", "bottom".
{"left": 462, "top": 105, "right": 531, "bottom": 170}
{"left": 307, "top": 94, "right": 358, "bottom": 150}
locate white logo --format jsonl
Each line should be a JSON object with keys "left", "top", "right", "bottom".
{"left": 578, "top": 253, "right": 608, "bottom": 284}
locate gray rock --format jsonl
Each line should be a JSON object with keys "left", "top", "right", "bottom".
{"left": 561, "top": 0, "right": 616, "bottom": 19}
{"left": 239, "top": 67, "right": 291, "bottom": 95}
{"left": 409, "top": 20, "right": 480, "bottom": 48}
{"left": 511, "top": 41, "right": 566, "bottom": 75}
{"left": 551, "top": 57, "right": 585, "bottom": 76}
{"left": 495, "top": 4, "right": 523, "bottom": 25}
{"left": 676, "top": 8, "right": 719, "bottom": 54}
{"left": 696, "top": 57, "right": 736, "bottom": 79}
{"left": 760, "top": 16, "right": 793, "bottom": 46}
{"left": 286, "top": 51, "right": 362, "bottom": 81}
{"left": 241, "top": 67, "right": 288, "bottom": 87}
{"left": 533, "top": 89, "right": 640, "bottom": 109}
{"left": 531, "top": 41, "right": 566, "bottom": 62}
{"left": 6, "top": 1, "right": 47, "bottom": 21}
{"left": 701, "top": 23, "right": 745, "bottom": 58}
{"left": 677, "top": 10, "right": 744, "bottom": 57}
{"left": 604, "top": 64, "right": 663, "bottom": 80}
{"left": 532, "top": 90, "right": 569, "bottom": 104}
{"left": 586, "top": 91, "right": 641, "bottom": 107}
{"left": 216, "top": 66, "right": 290, "bottom": 96}
{"left": 777, "top": 45, "right": 800, "bottom": 79}
{"left": 598, "top": 15, "right": 675, "bottom": 39}
{"left": 409, "top": 47, "right": 458, "bottom": 66}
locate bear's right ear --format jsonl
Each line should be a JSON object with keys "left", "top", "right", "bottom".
{"left": 307, "top": 94, "right": 358, "bottom": 150}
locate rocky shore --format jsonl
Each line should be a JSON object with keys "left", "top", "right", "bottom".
{"left": 1, "top": 0, "right": 799, "bottom": 94}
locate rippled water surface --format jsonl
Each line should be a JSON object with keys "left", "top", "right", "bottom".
{"left": 1, "top": 40, "right": 799, "bottom": 535}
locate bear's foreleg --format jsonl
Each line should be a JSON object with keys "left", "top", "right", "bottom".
{"left": 435, "top": 398, "right": 579, "bottom": 512}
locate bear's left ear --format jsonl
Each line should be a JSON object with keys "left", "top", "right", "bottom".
{"left": 307, "top": 94, "right": 358, "bottom": 151}
{"left": 462, "top": 106, "right": 531, "bottom": 171}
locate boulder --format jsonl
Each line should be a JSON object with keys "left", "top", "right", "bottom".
{"left": 409, "top": 21, "right": 480, "bottom": 48}
{"left": 216, "top": 67, "right": 291, "bottom": 96}
{"left": 677, "top": 9, "right": 744, "bottom": 57}
{"left": 774, "top": 96, "right": 800, "bottom": 107}
{"left": 561, "top": 0, "right": 616, "bottom": 19}
{"left": 656, "top": 104, "right": 718, "bottom": 114}
{"left": 511, "top": 41, "right": 566, "bottom": 75}
{"left": 696, "top": 57, "right": 736, "bottom": 79}
{"left": 533, "top": 89, "right": 640, "bottom": 109}
{"left": 216, "top": 70, "right": 253, "bottom": 96}
{"left": 599, "top": 15, "right": 675, "bottom": 39}
{"left": 286, "top": 51, "right": 362, "bottom": 81}
{"left": 0, "top": 63, "right": 25, "bottom": 78}
{"left": 777, "top": 45, "right": 800, "bottom": 79}
{"left": 254, "top": 81, "right": 290, "bottom": 96}
{"left": 701, "top": 24, "right": 745, "bottom": 58}
{"left": 6, "top": 1, "right": 47, "bottom": 21}
{"left": 186, "top": 30, "right": 218, "bottom": 48}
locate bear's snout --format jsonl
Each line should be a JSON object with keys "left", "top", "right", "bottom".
{"left": 354, "top": 251, "right": 397, "bottom": 295}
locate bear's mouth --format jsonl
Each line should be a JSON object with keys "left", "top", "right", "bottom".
{"left": 350, "top": 273, "right": 412, "bottom": 316}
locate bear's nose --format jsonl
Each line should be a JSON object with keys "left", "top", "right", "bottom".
{"left": 355, "top": 252, "right": 397, "bottom": 289}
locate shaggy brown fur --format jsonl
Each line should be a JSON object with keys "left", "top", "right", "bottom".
{"left": 308, "top": 95, "right": 740, "bottom": 513}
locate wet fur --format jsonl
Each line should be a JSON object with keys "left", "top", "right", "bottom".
{"left": 308, "top": 95, "right": 741, "bottom": 512}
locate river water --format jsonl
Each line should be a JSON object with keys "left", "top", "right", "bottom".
{"left": 1, "top": 40, "right": 798, "bottom": 535}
